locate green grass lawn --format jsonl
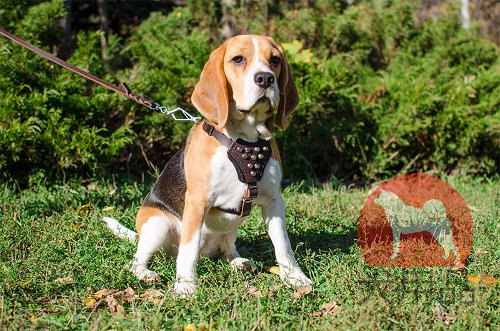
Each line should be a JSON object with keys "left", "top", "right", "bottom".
{"left": 1, "top": 176, "right": 498, "bottom": 330}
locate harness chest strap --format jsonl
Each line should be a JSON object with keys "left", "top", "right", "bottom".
{"left": 202, "top": 120, "right": 272, "bottom": 217}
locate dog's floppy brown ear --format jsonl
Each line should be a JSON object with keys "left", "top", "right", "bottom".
{"left": 275, "top": 45, "right": 299, "bottom": 130}
{"left": 191, "top": 42, "right": 229, "bottom": 129}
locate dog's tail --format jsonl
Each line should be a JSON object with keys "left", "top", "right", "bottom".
{"left": 102, "top": 217, "right": 138, "bottom": 243}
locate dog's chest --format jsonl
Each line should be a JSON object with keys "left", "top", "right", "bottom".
{"left": 208, "top": 146, "right": 281, "bottom": 213}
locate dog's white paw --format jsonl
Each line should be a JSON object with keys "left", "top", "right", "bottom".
{"left": 230, "top": 257, "right": 258, "bottom": 272}
{"left": 130, "top": 263, "right": 160, "bottom": 283}
{"left": 281, "top": 268, "right": 313, "bottom": 288}
{"left": 390, "top": 253, "right": 398, "bottom": 259}
{"left": 174, "top": 280, "right": 196, "bottom": 298}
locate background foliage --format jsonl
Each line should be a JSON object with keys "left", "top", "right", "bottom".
{"left": 0, "top": 0, "right": 498, "bottom": 186}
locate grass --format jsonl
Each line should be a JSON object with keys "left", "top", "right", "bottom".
{"left": 0, "top": 175, "right": 498, "bottom": 330}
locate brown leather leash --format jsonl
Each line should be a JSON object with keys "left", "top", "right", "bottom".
{"left": 0, "top": 27, "right": 200, "bottom": 122}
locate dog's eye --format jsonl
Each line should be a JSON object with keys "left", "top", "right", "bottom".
{"left": 270, "top": 56, "right": 280, "bottom": 66}
{"left": 232, "top": 56, "right": 244, "bottom": 64}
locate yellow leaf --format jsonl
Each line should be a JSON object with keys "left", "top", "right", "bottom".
{"left": 468, "top": 274, "right": 480, "bottom": 284}
{"left": 55, "top": 277, "right": 74, "bottom": 285}
{"left": 184, "top": 324, "right": 196, "bottom": 331}
{"left": 266, "top": 266, "right": 280, "bottom": 276}
{"left": 83, "top": 297, "right": 97, "bottom": 307}
{"left": 29, "top": 316, "right": 38, "bottom": 323}
{"left": 102, "top": 206, "right": 114, "bottom": 212}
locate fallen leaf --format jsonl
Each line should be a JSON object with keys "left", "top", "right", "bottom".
{"left": 266, "top": 266, "right": 280, "bottom": 276}
{"left": 475, "top": 248, "right": 489, "bottom": 255}
{"left": 123, "top": 287, "right": 140, "bottom": 302}
{"left": 102, "top": 206, "right": 114, "bottom": 212}
{"left": 142, "top": 289, "right": 164, "bottom": 304}
{"left": 468, "top": 274, "right": 498, "bottom": 285}
{"left": 481, "top": 275, "right": 498, "bottom": 285}
{"left": 83, "top": 297, "right": 97, "bottom": 307}
{"left": 321, "top": 301, "right": 340, "bottom": 316}
{"left": 245, "top": 284, "right": 263, "bottom": 298}
{"left": 434, "top": 303, "right": 455, "bottom": 326}
{"left": 104, "top": 295, "right": 124, "bottom": 314}
{"left": 92, "top": 289, "right": 119, "bottom": 299}
{"left": 183, "top": 322, "right": 217, "bottom": 331}
{"left": 291, "top": 285, "right": 313, "bottom": 299}
{"left": 55, "top": 277, "right": 74, "bottom": 285}
{"left": 29, "top": 316, "right": 38, "bottom": 323}
{"left": 467, "top": 274, "right": 480, "bottom": 284}
{"left": 310, "top": 301, "right": 340, "bottom": 317}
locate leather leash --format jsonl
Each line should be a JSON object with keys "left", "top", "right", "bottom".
{"left": 0, "top": 27, "right": 200, "bottom": 123}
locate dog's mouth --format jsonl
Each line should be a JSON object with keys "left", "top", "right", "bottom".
{"left": 238, "top": 96, "right": 273, "bottom": 114}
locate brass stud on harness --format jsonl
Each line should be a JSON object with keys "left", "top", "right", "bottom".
{"left": 247, "top": 163, "right": 253, "bottom": 168}
{"left": 250, "top": 155, "right": 257, "bottom": 160}
{"left": 245, "top": 147, "right": 252, "bottom": 153}
{"left": 237, "top": 146, "right": 243, "bottom": 153}
{"left": 242, "top": 153, "right": 248, "bottom": 159}
{"left": 254, "top": 164, "right": 260, "bottom": 169}
{"left": 263, "top": 146, "right": 269, "bottom": 152}
{"left": 250, "top": 171, "right": 256, "bottom": 177}
{"left": 254, "top": 147, "right": 260, "bottom": 152}
{"left": 258, "top": 154, "right": 264, "bottom": 159}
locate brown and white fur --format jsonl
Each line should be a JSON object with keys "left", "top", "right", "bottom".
{"left": 103, "top": 35, "right": 312, "bottom": 297}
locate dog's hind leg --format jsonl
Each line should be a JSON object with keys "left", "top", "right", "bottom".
{"left": 131, "top": 209, "right": 179, "bottom": 282}
{"left": 390, "top": 228, "right": 401, "bottom": 259}
{"left": 219, "top": 229, "right": 258, "bottom": 271}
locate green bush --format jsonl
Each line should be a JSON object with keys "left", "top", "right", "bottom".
{"left": 0, "top": 0, "right": 498, "bottom": 185}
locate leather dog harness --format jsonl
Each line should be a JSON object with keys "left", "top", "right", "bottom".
{"left": 202, "top": 120, "right": 272, "bottom": 217}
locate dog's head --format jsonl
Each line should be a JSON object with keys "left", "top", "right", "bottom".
{"left": 374, "top": 190, "right": 400, "bottom": 210}
{"left": 191, "top": 35, "right": 298, "bottom": 131}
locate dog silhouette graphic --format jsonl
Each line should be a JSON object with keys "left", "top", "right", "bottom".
{"left": 374, "top": 190, "right": 460, "bottom": 264}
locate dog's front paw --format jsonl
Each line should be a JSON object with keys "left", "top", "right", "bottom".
{"left": 174, "top": 280, "right": 196, "bottom": 298}
{"left": 281, "top": 268, "right": 313, "bottom": 288}
{"left": 230, "top": 257, "right": 258, "bottom": 272}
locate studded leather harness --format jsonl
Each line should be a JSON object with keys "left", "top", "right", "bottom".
{"left": 202, "top": 120, "right": 272, "bottom": 217}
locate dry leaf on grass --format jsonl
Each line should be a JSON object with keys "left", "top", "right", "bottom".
{"left": 104, "top": 295, "right": 124, "bottom": 314}
{"left": 475, "top": 248, "right": 489, "bottom": 255}
{"left": 310, "top": 301, "right": 340, "bottom": 317}
{"left": 142, "top": 289, "right": 165, "bottom": 304}
{"left": 291, "top": 285, "right": 313, "bottom": 299}
{"left": 91, "top": 289, "right": 120, "bottom": 299}
{"left": 85, "top": 287, "right": 141, "bottom": 313}
{"left": 83, "top": 297, "right": 98, "bottom": 310}
{"left": 468, "top": 274, "right": 498, "bottom": 285}
{"left": 244, "top": 283, "right": 263, "bottom": 298}
{"left": 266, "top": 266, "right": 281, "bottom": 276}
{"left": 29, "top": 316, "right": 38, "bottom": 323}
{"left": 184, "top": 322, "right": 217, "bottom": 331}
{"left": 54, "top": 277, "right": 74, "bottom": 285}
{"left": 434, "top": 303, "right": 455, "bottom": 326}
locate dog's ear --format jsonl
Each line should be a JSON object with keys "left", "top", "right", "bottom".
{"left": 275, "top": 45, "right": 299, "bottom": 130}
{"left": 191, "top": 42, "right": 229, "bottom": 129}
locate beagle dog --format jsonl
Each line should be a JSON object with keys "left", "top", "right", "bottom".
{"left": 104, "top": 34, "right": 313, "bottom": 296}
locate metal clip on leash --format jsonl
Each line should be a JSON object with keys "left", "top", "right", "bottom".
{"left": 121, "top": 83, "right": 200, "bottom": 123}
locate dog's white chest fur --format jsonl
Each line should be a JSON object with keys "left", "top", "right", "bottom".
{"left": 205, "top": 146, "right": 281, "bottom": 233}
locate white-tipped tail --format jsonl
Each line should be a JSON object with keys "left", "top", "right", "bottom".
{"left": 102, "top": 217, "right": 138, "bottom": 242}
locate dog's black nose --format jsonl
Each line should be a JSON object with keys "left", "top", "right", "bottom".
{"left": 254, "top": 72, "right": 274, "bottom": 89}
